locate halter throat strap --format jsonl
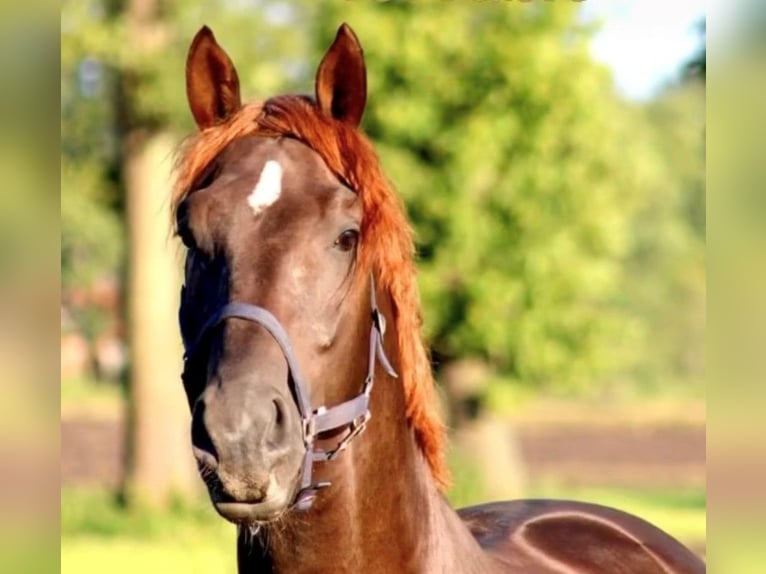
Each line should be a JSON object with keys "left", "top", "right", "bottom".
{"left": 182, "top": 276, "right": 397, "bottom": 511}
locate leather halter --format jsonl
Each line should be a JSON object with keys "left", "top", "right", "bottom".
{"left": 181, "top": 276, "right": 397, "bottom": 510}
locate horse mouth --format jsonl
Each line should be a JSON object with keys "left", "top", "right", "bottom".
{"left": 214, "top": 500, "right": 284, "bottom": 523}
{"left": 210, "top": 482, "right": 294, "bottom": 524}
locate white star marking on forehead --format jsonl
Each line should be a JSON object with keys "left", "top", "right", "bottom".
{"left": 247, "top": 160, "right": 282, "bottom": 215}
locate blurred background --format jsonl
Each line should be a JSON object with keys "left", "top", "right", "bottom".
{"left": 61, "top": 0, "right": 706, "bottom": 571}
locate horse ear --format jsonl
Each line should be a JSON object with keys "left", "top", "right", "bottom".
{"left": 186, "top": 26, "right": 242, "bottom": 130}
{"left": 315, "top": 23, "right": 367, "bottom": 127}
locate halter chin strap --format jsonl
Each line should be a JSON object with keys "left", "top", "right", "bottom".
{"left": 181, "top": 275, "right": 397, "bottom": 511}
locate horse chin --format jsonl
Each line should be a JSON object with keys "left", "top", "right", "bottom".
{"left": 212, "top": 480, "right": 295, "bottom": 525}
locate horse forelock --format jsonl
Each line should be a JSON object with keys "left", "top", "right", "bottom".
{"left": 172, "top": 96, "right": 450, "bottom": 490}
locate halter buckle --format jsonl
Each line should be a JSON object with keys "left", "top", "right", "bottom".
{"left": 302, "top": 406, "right": 326, "bottom": 445}
{"left": 326, "top": 410, "right": 371, "bottom": 461}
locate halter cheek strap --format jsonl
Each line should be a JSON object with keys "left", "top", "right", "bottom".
{"left": 181, "top": 276, "right": 397, "bottom": 511}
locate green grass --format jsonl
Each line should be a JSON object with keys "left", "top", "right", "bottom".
{"left": 0, "top": 529, "right": 59, "bottom": 574}
{"left": 710, "top": 525, "right": 766, "bottom": 573}
{"left": 61, "top": 488, "right": 236, "bottom": 573}
{"left": 62, "top": 538, "right": 234, "bottom": 574}
{"left": 62, "top": 488, "right": 231, "bottom": 540}
{"left": 60, "top": 377, "right": 124, "bottom": 418}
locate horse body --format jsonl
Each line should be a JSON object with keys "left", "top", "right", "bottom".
{"left": 175, "top": 23, "right": 705, "bottom": 574}
{"left": 460, "top": 500, "right": 703, "bottom": 573}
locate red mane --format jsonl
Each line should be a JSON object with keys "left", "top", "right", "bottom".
{"left": 172, "top": 97, "right": 449, "bottom": 489}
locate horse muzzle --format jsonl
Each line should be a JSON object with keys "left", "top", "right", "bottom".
{"left": 191, "top": 383, "right": 305, "bottom": 523}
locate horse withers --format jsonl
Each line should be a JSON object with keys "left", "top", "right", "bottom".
{"left": 173, "top": 23, "right": 705, "bottom": 574}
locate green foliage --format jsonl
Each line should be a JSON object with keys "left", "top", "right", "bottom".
{"left": 61, "top": 158, "right": 123, "bottom": 343}
{"left": 626, "top": 82, "right": 705, "bottom": 389}
{"left": 61, "top": 162, "right": 123, "bottom": 291}
{"left": 61, "top": 3, "right": 123, "bottom": 311}
{"left": 61, "top": 488, "right": 227, "bottom": 539}
{"left": 62, "top": 488, "right": 235, "bottom": 573}
{"left": 160, "top": 1, "right": 315, "bottom": 129}
{"left": 447, "top": 449, "right": 488, "bottom": 510}
{"left": 62, "top": 0, "right": 316, "bottom": 133}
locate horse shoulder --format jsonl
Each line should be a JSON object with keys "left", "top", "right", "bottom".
{"left": 457, "top": 499, "right": 705, "bottom": 574}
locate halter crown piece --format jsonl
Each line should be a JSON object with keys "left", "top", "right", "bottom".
{"left": 180, "top": 274, "right": 397, "bottom": 511}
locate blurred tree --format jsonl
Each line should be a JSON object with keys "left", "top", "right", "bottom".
{"left": 112, "top": 0, "right": 198, "bottom": 507}
{"left": 313, "top": 2, "right": 665, "bottom": 395}
{"left": 61, "top": 3, "right": 124, "bottom": 374}
{"left": 627, "top": 21, "right": 706, "bottom": 391}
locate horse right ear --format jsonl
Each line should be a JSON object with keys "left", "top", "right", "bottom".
{"left": 315, "top": 23, "right": 367, "bottom": 127}
{"left": 186, "top": 26, "right": 242, "bottom": 130}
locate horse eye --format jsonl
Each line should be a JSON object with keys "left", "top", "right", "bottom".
{"left": 334, "top": 229, "right": 359, "bottom": 252}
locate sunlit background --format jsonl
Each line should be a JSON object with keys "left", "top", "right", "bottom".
{"left": 60, "top": 1, "right": 706, "bottom": 571}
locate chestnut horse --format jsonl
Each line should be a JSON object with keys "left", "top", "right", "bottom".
{"left": 174, "top": 23, "right": 705, "bottom": 574}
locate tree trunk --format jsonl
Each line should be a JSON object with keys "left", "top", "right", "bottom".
{"left": 442, "top": 359, "right": 528, "bottom": 502}
{"left": 123, "top": 131, "right": 198, "bottom": 506}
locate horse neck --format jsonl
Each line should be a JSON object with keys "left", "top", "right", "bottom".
{"left": 238, "top": 323, "right": 492, "bottom": 573}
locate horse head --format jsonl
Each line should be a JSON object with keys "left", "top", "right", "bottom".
{"left": 175, "top": 24, "right": 445, "bottom": 525}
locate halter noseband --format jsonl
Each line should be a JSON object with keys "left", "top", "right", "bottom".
{"left": 181, "top": 276, "right": 397, "bottom": 511}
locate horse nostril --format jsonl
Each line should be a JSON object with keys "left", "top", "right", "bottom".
{"left": 273, "top": 398, "right": 284, "bottom": 427}
{"left": 266, "top": 395, "right": 292, "bottom": 453}
{"left": 191, "top": 402, "right": 219, "bottom": 470}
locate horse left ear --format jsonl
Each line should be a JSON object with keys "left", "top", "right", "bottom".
{"left": 315, "top": 23, "right": 367, "bottom": 127}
